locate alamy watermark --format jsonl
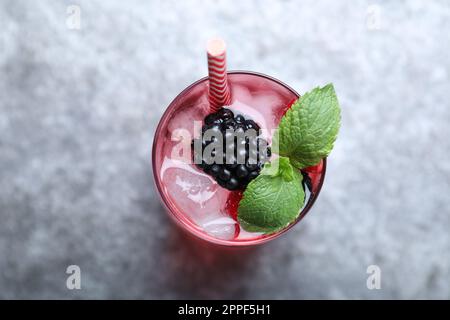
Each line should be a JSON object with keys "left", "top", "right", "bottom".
{"left": 366, "top": 5, "right": 382, "bottom": 31}
{"left": 366, "top": 265, "right": 381, "bottom": 290}
{"left": 66, "top": 265, "right": 81, "bottom": 290}
{"left": 66, "top": 5, "right": 81, "bottom": 30}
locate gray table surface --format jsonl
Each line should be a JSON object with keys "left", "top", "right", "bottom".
{"left": 0, "top": 0, "right": 449, "bottom": 299}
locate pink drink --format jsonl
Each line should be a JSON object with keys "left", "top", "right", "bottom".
{"left": 152, "top": 71, "right": 326, "bottom": 246}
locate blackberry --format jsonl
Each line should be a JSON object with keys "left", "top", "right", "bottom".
{"left": 192, "top": 108, "right": 271, "bottom": 190}
{"left": 245, "top": 119, "right": 260, "bottom": 132}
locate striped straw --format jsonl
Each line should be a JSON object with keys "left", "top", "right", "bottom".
{"left": 207, "top": 38, "right": 231, "bottom": 112}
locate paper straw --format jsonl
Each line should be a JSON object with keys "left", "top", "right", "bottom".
{"left": 207, "top": 38, "right": 231, "bottom": 112}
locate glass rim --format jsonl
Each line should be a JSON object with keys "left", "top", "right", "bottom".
{"left": 152, "top": 70, "right": 327, "bottom": 247}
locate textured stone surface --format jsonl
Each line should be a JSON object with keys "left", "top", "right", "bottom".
{"left": 0, "top": 0, "right": 449, "bottom": 299}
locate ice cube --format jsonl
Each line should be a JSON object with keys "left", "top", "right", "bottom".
{"left": 201, "top": 216, "right": 238, "bottom": 240}
{"left": 251, "top": 92, "right": 284, "bottom": 129}
{"left": 166, "top": 99, "right": 206, "bottom": 137}
{"left": 236, "top": 228, "right": 263, "bottom": 240}
{"left": 160, "top": 157, "right": 228, "bottom": 223}
{"left": 230, "top": 84, "right": 253, "bottom": 105}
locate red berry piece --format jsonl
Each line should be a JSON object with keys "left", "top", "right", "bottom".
{"left": 225, "top": 190, "right": 244, "bottom": 220}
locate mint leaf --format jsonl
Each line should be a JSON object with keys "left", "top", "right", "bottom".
{"left": 274, "top": 83, "right": 341, "bottom": 169}
{"left": 236, "top": 84, "right": 340, "bottom": 234}
{"left": 237, "top": 157, "right": 305, "bottom": 234}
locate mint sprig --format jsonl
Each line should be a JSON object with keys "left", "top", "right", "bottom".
{"left": 274, "top": 83, "right": 340, "bottom": 169}
{"left": 238, "top": 157, "right": 305, "bottom": 234}
{"left": 238, "top": 83, "right": 341, "bottom": 234}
